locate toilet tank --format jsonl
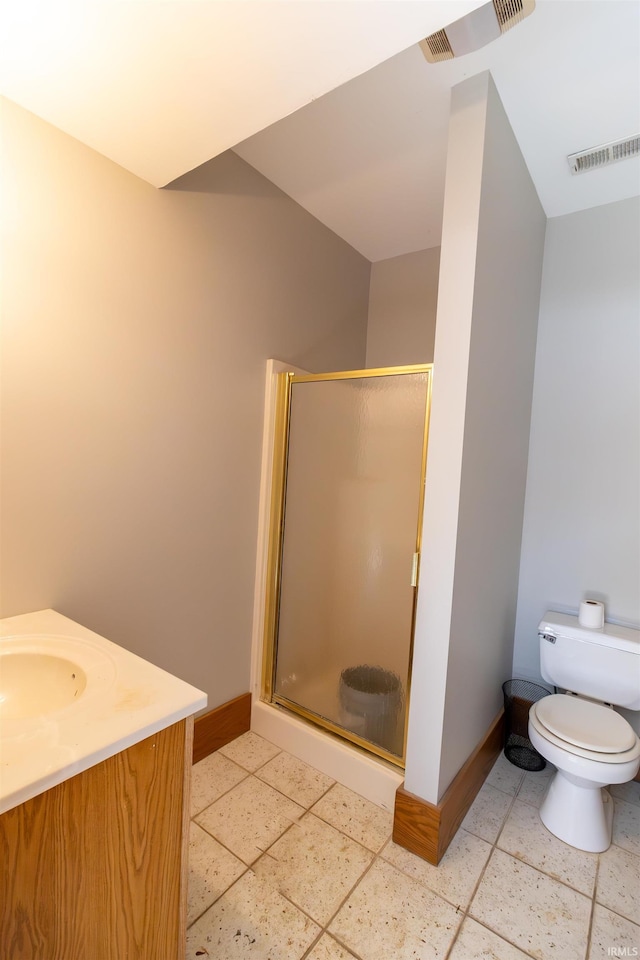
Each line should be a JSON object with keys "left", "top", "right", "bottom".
{"left": 538, "top": 611, "right": 640, "bottom": 710}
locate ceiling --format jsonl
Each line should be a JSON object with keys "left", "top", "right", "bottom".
{"left": 235, "top": 1, "right": 640, "bottom": 260}
{"left": 1, "top": 1, "right": 638, "bottom": 262}
{"left": 0, "top": 0, "right": 481, "bottom": 187}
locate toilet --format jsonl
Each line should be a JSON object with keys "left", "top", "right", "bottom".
{"left": 528, "top": 611, "right": 640, "bottom": 853}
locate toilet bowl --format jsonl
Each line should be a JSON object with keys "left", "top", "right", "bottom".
{"left": 528, "top": 694, "right": 640, "bottom": 852}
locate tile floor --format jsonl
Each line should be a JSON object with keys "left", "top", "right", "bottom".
{"left": 186, "top": 732, "right": 640, "bottom": 960}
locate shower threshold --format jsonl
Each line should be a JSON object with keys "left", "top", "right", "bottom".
{"left": 251, "top": 697, "right": 403, "bottom": 812}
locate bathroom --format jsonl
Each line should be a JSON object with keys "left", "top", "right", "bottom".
{"left": 1, "top": 1, "right": 639, "bottom": 957}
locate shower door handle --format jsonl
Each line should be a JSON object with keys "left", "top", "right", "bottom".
{"left": 410, "top": 552, "right": 420, "bottom": 588}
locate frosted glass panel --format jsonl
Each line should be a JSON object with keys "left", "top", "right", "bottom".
{"left": 274, "top": 372, "right": 428, "bottom": 759}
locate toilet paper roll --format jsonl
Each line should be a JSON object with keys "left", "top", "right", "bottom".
{"left": 578, "top": 599, "right": 605, "bottom": 629}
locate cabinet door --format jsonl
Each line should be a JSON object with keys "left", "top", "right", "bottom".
{"left": 0, "top": 719, "right": 192, "bottom": 960}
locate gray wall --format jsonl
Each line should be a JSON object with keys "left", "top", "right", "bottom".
{"left": 0, "top": 97, "right": 370, "bottom": 710}
{"left": 366, "top": 247, "right": 440, "bottom": 367}
{"left": 405, "top": 72, "right": 546, "bottom": 802}
{"left": 513, "top": 198, "right": 640, "bottom": 692}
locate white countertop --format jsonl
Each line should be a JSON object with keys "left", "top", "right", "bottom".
{"left": 0, "top": 609, "right": 207, "bottom": 814}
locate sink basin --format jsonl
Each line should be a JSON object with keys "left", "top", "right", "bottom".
{"left": 0, "top": 652, "right": 87, "bottom": 719}
{"left": 0, "top": 609, "right": 207, "bottom": 815}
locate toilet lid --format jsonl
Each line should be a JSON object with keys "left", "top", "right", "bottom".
{"left": 535, "top": 695, "right": 637, "bottom": 753}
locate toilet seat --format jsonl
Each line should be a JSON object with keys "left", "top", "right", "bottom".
{"left": 530, "top": 696, "right": 640, "bottom": 764}
{"left": 536, "top": 694, "right": 637, "bottom": 752}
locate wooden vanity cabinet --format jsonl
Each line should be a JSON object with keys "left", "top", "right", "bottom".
{"left": 0, "top": 717, "right": 193, "bottom": 960}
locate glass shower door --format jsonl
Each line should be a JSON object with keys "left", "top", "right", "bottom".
{"left": 266, "top": 366, "right": 431, "bottom": 764}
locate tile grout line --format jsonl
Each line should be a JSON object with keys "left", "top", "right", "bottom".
{"left": 261, "top": 769, "right": 396, "bottom": 958}
{"left": 489, "top": 845, "right": 599, "bottom": 900}
{"left": 193, "top": 748, "right": 526, "bottom": 955}
{"left": 190, "top": 768, "right": 251, "bottom": 818}
{"left": 462, "top": 763, "right": 635, "bottom": 959}
{"left": 607, "top": 839, "right": 640, "bottom": 862}
{"left": 492, "top": 775, "right": 640, "bottom": 941}
{"left": 217, "top": 742, "right": 283, "bottom": 775}
{"left": 442, "top": 777, "right": 526, "bottom": 960}
{"left": 185, "top": 840, "right": 253, "bottom": 932}
{"left": 188, "top": 767, "right": 274, "bottom": 932}
{"left": 192, "top": 766, "right": 329, "bottom": 851}
{"left": 201, "top": 742, "right": 340, "bottom": 820}
{"left": 490, "top": 770, "right": 606, "bottom": 899}
{"left": 297, "top": 851, "right": 382, "bottom": 960}
{"left": 186, "top": 813, "right": 322, "bottom": 941}
{"left": 443, "top": 760, "right": 603, "bottom": 960}
{"left": 190, "top": 734, "right": 288, "bottom": 816}
{"left": 189, "top": 761, "right": 390, "bottom": 955}
{"left": 458, "top": 916, "right": 541, "bottom": 960}
{"left": 189, "top": 740, "right": 638, "bottom": 957}
{"left": 256, "top": 813, "right": 389, "bottom": 959}
{"left": 584, "top": 855, "right": 601, "bottom": 960}
{"left": 259, "top": 768, "right": 338, "bottom": 812}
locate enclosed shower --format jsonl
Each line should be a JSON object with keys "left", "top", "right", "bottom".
{"left": 261, "top": 364, "right": 432, "bottom": 767}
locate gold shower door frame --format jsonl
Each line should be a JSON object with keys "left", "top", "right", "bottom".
{"left": 261, "top": 364, "right": 433, "bottom": 768}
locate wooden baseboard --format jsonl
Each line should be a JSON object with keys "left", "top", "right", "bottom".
{"left": 193, "top": 692, "right": 251, "bottom": 764}
{"left": 393, "top": 709, "right": 504, "bottom": 865}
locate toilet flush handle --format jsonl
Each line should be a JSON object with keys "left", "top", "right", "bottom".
{"left": 539, "top": 631, "right": 556, "bottom": 644}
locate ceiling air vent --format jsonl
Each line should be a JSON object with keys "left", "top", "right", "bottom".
{"left": 493, "top": 0, "right": 534, "bottom": 33}
{"left": 419, "top": 29, "right": 454, "bottom": 63}
{"left": 568, "top": 135, "right": 640, "bottom": 175}
{"left": 420, "top": 0, "right": 535, "bottom": 63}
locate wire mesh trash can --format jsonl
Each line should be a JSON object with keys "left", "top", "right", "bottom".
{"left": 502, "top": 679, "right": 551, "bottom": 771}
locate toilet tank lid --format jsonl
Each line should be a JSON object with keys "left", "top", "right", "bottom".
{"left": 539, "top": 611, "right": 640, "bottom": 656}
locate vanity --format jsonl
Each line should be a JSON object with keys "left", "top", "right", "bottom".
{"left": 0, "top": 609, "right": 207, "bottom": 960}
